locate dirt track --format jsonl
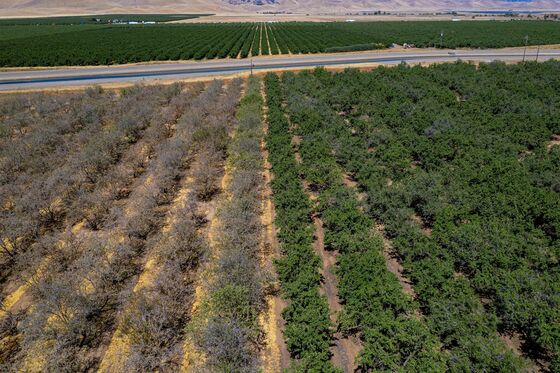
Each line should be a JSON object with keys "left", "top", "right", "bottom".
{"left": 290, "top": 134, "right": 360, "bottom": 372}
{"left": 312, "top": 216, "right": 361, "bottom": 372}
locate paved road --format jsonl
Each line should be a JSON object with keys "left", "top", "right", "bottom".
{"left": 0, "top": 48, "right": 558, "bottom": 90}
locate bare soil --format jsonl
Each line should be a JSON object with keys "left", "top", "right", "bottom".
{"left": 381, "top": 236, "right": 417, "bottom": 299}
{"left": 258, "top": 24, "right": 263, "bottom": 56}
{"left": 368, "top": 224, "right": 419, "bottom": 301}
{"left": 499, "top": 332, "right": 544, "bottom": 372}
{"left": 342, "top": 173, "right": 366, "bottom": 202}
{"left": 268, "top": 26, "right": 285, "bottom": 55}
{"left": 547, "top": 134, "right": 560, "bottom": 150}
{"left": 172, "top": 13, "right": 550, "bottom": 24}
{"left": 342, "top": 172, "right": 420, "bottom": 304}
{"left": 411, "top": 213, "right": 433, "bottom": 236}
{"left": 313, "top": 216, "right": 361, "bottom": 373}
{"left": 0, "top": 102, "right": 182, "bottom": 319}
{"left": 330, "top": 95, "right": 428, "bottom": 323}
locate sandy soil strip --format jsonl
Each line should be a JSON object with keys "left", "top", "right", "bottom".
{"left": 411, "top": 213, "right": 433, "bottom": 236}
{"left": 499, "top": 332, "right": 544, "bottom": 372}
{"left": 21, "top": 90, "right": 192, "bottom": 371}
{"left": 274, "top": 29, "right": 285, "bottom": 55}
{"left": 172, "top": 14, "right": 543, "bottom": 24}
{"left": 547, "top": 134, "right": 560, "bottom": 150}
{"left": 0, "top": 220, "right": 86, "bottom": 314}
{"left": 341, "top": 174, "right": 431, "bottom": 339}
{"left": 259, "top": 83, "right": 290, "bottom": 372}
{"left": 313, "top": 216, "right": 361, "bottom": 373}
{"left": 0, "top": 92, "right": 173, "bottom": 319}
{"left": 344, "top": 171, "right": 535, "bottom": 368}
{"left": 0, "top": 258, "right": 49, "bottom": 318}
{"left": 27, "top": 171, "right": 153, "bottom": 372}
{"left": 181, "top": 81, "right": 243, "bottom": 372}
{"left": 374, "top": 223, "right": 419, "bottom": 300}
{"left": 97, "top": 177, "right": 193, "bottom": 372}
{"left": 342, "top": 173, "right": 420, "bottom": 309}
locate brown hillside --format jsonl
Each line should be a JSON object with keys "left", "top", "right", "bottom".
{"left": 2, "top": 0, "right": 559, "bottom": 17}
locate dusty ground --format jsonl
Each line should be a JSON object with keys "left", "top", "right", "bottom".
{"left": 180, "top": 159, "right": 227, "bottom": 372}
{"left": 377, "top": 224, "right": 418, "bottom": 300}
{"left": 547, "top": 134, "right": 560, "bottom": 150}
{"left": 2, "top": 3, "right": 556, "bottom": 21}
{"left": 173, "top": 13, "right": 538, "bottom": 23}
{"left": 499, "top": 332, "right": 544, "bottom": 372}
{"left": 411, "top": 213, "right": 433, "bottom": 236}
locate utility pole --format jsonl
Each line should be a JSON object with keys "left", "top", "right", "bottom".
{"left": 440, "top": 31, "right": 444, "bottom": 48}
{"left": 522, "top": 35, "right": 529, "bottom": 62}
{"left": 250, "top": 59, "right": 254, "bottom": 75}
{"left": 536, "top": 44, "right": 540, "bottom": 62}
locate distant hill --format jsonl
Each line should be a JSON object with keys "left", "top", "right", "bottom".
{"left": 2, "top": 0, "right": 559, "bottom": 17}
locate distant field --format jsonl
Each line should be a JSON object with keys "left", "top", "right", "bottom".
{"left": 0, "top": 20, "right": 559, "bottom": 66}
{"left": 0, "top": 14, "right": 211, "bottom": 25}
{"left": 0, "top": 25, "right": 104, "bottom": 41}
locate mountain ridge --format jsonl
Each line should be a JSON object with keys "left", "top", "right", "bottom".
{"left": 2, "top": 0, "right": 559, "bottom": 17}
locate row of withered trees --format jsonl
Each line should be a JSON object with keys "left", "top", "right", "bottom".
{"left": 0, "top": 83, "right": 201, "bottom": 371}
{"left": 188, "top": 76, "right": 270, "bottom": 373}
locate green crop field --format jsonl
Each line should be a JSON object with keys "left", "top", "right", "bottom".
{"left": 0, "top": 25, "right": 105, "bottom": 41}
{"left": 0, "top": 14, "right": 211, "bottom": 25}
{"left": 0, "top": 20, "right": 559, "bottom": 67}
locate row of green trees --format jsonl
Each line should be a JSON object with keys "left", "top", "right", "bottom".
{"left": 283, "top": 62, "right": 560, "bottom": 370}
{"left": 270, "top": 20, "right": 560, "bottom": 52}
{"left": 279, "top": 70, "right": 449, "bottom": 371}
{"left": 1, "top": 21, "right": 559, "bottom": 66}
{"left": 264, "top": 74, "right": 336, "bottom": 371}
{"left": 0, "top": 24, "right": 258, "bottom": 66}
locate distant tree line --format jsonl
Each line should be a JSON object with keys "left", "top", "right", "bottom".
{"left": 1, "top": 21, "right": 559, "bottom": 66}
